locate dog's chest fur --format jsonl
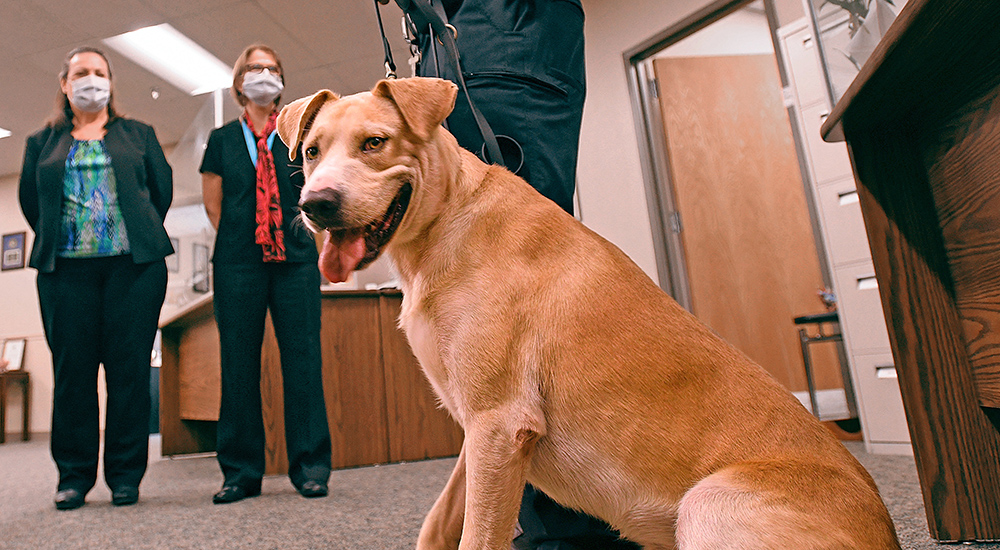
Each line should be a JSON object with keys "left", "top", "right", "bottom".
{"left": 398, "top": 282, "right": 466, "bottom": 426}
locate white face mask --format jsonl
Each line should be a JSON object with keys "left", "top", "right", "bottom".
{"left": 69, "top": 74, "right": 111, "bottom": 112}
{"left": 242, "top": 70, "right": 283, "bottom": 106}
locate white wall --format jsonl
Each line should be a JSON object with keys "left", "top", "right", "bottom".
{"left": 576, "top": 0, "right": 720, "bottom": 280}
{"left": 160, "top": 204, "right": 215, "bottom": 321}
{"left": 0, "top": 173, "right": 54, "bottom": 437}
{"left": 659, "top": 8, "right": 773, "bottom": 57}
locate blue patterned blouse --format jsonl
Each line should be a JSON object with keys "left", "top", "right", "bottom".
{"left": 59, "top": 140, "right": 130, "bottom": 258}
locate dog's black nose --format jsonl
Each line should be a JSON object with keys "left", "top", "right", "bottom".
{"left": 300, "top": 188, "right": 344, "bottom": 227}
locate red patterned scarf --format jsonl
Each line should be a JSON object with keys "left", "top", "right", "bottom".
{"left": 246, "top": 111, "right": 285, "bottom": 262}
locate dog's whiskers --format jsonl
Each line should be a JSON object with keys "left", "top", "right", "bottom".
{"left": 287, "top": 165, "right": 305, "bottom": 188}
{"left": 293, "top": 212, "right": 319, "bottom": 235}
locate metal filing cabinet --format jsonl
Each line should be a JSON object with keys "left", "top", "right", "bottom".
{"left": 778, "top": 18, "right": 910, "bottom": 454}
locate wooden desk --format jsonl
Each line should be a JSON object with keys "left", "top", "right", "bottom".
{"left": 159, "top": 289, "right": 463, "bottom": 474}
{"left": 822, "top": 0, "right": 1000, "bottom": 541}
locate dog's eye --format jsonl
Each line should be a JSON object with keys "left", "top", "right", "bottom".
{"left": 363, "top": 137, "right": 386, "bottom": 152}
{"left": 304, "top": 145, "right": 319, "bottom": 161}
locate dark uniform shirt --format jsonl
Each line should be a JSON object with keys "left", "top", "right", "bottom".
{"left": 199, "top": 119, "right": 318, "bottom": 264}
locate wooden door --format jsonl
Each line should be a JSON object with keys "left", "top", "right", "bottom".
{"left": 653, "top": 54, "right": 839, "bottom": 392}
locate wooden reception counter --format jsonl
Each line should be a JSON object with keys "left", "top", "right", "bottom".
{"left": 158, "top": 289, "right": 463, "bottom": 474}
{"left": 821, "top": 0, "right": 1000, "bottom": 542}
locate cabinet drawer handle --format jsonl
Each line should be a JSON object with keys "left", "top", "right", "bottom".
{"left": 876, "top": 365, "right": 897, "bottom": 379}
{"left": 857, "top": 276, "right": 878, "bottom": 290}
{"left": 838, "top": 190, "right": 859, "bottom": 205}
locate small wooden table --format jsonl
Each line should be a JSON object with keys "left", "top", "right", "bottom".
{"left": 0, "top": 370, "right": 30, "bottom": 444}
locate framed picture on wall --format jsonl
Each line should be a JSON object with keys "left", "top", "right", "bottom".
{"left": 166, "top": 238, "right": 180, "bottom": 273}
{"left": 1, "top": 338, "right": 26, "bottom": 371}
{"left": 192, "top": 243, "right": 210, "bottom": 293}
{"left": 1, "top": 232, "right": 26, "bottom": 271}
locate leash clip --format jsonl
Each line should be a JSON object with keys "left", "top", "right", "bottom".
{"left": 401, "top": 13, "right": 422, "bottom": 76}
{"left": 402, "top": 13, "right": 419, "bottom": 44}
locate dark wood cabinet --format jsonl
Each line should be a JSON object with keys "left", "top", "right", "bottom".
{"left": 822, "top": 0, "right": 1000, "bottom": 541}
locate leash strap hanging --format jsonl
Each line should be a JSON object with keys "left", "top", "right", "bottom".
{"left": 392, "top": 0, "right": 504, "bottom": 167}
{"left": 374, "top": 0, "right": 398, "bottom": 79}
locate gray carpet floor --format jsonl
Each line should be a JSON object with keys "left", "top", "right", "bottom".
{"left": 1, "top": 435, "right": 999, "bottom": 549}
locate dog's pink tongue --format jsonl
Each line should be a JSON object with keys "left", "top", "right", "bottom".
{"left": 319, "top": 230, "right": 365, "bottom": 283}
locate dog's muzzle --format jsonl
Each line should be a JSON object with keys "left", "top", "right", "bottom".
{"left": 300, "top": 188, "right": 345, "bottom": 230}
{"left": 299, "top": 183, "right": 412, "bottom": 279}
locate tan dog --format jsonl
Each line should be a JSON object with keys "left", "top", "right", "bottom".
{"left": 276, "top": 77, "right": 901, "bottom": 550}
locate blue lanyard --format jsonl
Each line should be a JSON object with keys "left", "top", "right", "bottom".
{"left": 240, "top": 117, "right": 276, "bottom": 166}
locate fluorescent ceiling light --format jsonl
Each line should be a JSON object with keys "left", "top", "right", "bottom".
{"left": 0, "top": 128, "right": 10, "bottom": 139}
{"left": 103, "top": 24, "right": 231, "bottom": 96}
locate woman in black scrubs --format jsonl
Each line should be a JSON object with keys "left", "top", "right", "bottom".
{"left": 200, "top": 44, "right": 332, "bottom": 504}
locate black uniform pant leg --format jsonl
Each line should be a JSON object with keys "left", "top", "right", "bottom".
{"left": 514, "top": 485, "right": 640, "bottom": 550}
{"left": 424, "top": 0, "right": 587, "bottom": 216}
{"left": 100, "top": 256, "right": 167, "bottom": 490}
{"left": 447, "top": 80, "right": 585, "bottom": 216}
{"left": 37, "top": 258, "right": 104, "bottom": 494}
{"left": 213, "top": 262, "right": 269, "bottom": 488}
{"left": 266, "top": 262, "right": 332, "bottom": 489}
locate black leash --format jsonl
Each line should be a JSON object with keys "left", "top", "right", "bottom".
{"left": 374, "top": 0, "right": 397, "bottom": 78}
{"left": 374, "top": 0, "right": 505, "bottom": 168}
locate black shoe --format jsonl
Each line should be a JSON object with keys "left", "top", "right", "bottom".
{"left": 297, "top": 480, "right": 328, "bottom": 498}
{"left": 111, "top": 486, "right": 139, "bottom": 506}
{"left": 212, "top": 484, "right": 261, "bottom": 504}
{"left": 55, "top": 489, "right": 86, "bottom": 510}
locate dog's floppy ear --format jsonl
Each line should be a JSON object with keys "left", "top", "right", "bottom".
{"left": 373, "top": 77, "right": 458, "bottom": 141}
{"left": 276, "top": 90, "right": 339, "bottom": 160}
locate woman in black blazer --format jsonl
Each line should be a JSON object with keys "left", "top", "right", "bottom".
{"left": 18, "top": 46, "right": 172, "bottom": 511}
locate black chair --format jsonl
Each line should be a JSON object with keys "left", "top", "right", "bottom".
{"left": 792, "top": 311, "right": 858, "bottom": 422}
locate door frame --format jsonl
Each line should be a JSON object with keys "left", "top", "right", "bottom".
{"left": 623, "top": 0, "right": 833, "bottom": 310}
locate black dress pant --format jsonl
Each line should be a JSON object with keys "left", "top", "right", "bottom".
{"left": 37, "top": 255, "right": 167, "bottom": 494}
{"left": 212, "top": 261, "right": 331, "bottom": 490}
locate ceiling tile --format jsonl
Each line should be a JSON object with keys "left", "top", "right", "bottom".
{"left": 30, "top": 0, "right": 163, "bottom": 40}
{"left": 170, "top": 2, "right": 314, "bottom": 74}
{"left": 1, "top": 1, "right": 84, "bottom": 58}
{"left": 136, "top": 0, "right": 242, "bottom": 18}
{"left": 257, "top": 0, "right": 410, "bottom": 66}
